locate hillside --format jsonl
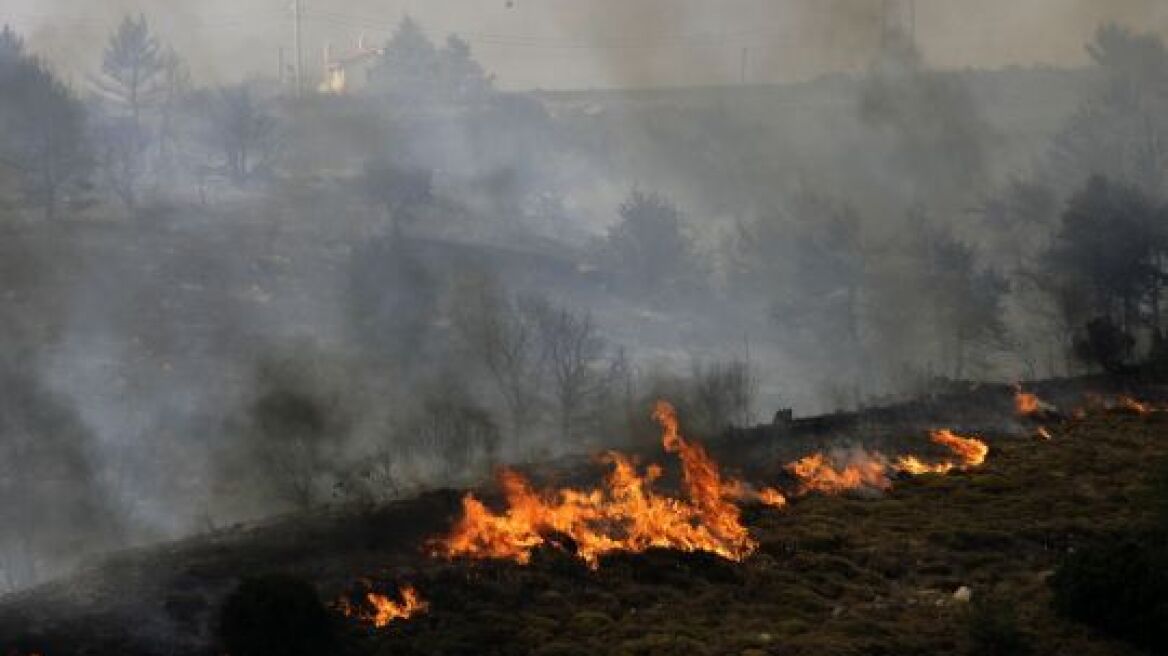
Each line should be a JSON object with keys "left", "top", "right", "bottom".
{"left": 1, "top": 380, "right": 1166, "bottom": 655}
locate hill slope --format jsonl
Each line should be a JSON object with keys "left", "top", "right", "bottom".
{"left": 1, "top": 388, "right": 1165, "bottom": 655}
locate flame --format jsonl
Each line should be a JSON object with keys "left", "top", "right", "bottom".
{"left": 432, "top": 401, "right": 764, "bottom": 567}
{"left": 785, "top": 428, "right": 989, "bottom": 496}
{"left": 1014, "top": 384, "right": 1055, "bottom": 418}
{"left": 1034, "top": 426, "right": 1053, "bottom": 441}
{"left": 786, "top": 452, "right": 892, "bottom": 495}
{"left": 894, "top": 455, "right": 955, "bottom": 475}
{"left": 928, "top": 429, "right": 989, "bottom": 468}
{"left": 1116, "top": 395, "right": 1151, "bottom": 415}
{"left": 343, "top": 585, "right": 429, "bottom": 627}
{"left": 1073, "top": 393, "right": 1159, "bottom": 417}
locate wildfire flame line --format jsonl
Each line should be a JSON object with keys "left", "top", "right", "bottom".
{"left": 787, "top": 429, "right": 989, "bottom": 496}
{"left": 432, "top": 401, "right": 775, "bottom": 567}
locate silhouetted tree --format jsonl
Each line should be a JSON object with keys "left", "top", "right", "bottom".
{"left": 1047, "top": 25, "right": 1168, "bottom": 196}
{"left": 600, "top": 190, "right": 704, "bottom": 298}
{"left": 1041, "top": 176, "right": 1167, "bottom": 347}
{"left": 860, "top": 34, "right": 989, "bottom": 202}
{"left": 208, "top": 84, "right": 277, "bottom": 184}
{"left": 361, "top": 158, "right": 433, "bottom": 237}
{"left": 530, "top": 300, "right": 608, "bottom": 442}
{"left": 93, "top": 14, "right": 166, "bottom": 210}
{"left": 240, "top": 348, "right": 351, "bottom": 510}
{"left": 450, "top": 272, "right": 545, "bottom": 439}
{"left": 0, "top": 26, "right": 91, "bottom": 219}
{"left": 368, "top": 18, "right": 493, "bottom": 105}
{"left": 155, "top": 47, "right": 189, "bottom": 171}
{"left": 915, "top": 216, "right": 1010, "bottom": 379}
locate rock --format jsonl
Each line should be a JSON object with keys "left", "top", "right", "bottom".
{"left": 953, "top": 586, "right": 972, "bottom": 603}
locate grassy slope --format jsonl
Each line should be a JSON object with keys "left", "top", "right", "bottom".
{"left": 1, "top": 405, "right": 1164, "bottom": 655}
{"left": 364, "top": 412, "right": 1164, "bottom": 656}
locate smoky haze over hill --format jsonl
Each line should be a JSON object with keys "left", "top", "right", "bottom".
{"left": 2, "top": 0, "right": 1168, "bottom": 599}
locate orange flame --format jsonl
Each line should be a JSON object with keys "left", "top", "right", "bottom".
{"left": 432, "top": 401, "right": 765, "bottom": 567}
{"left": 894, "top": 455, "right": 955, "bottom": 476}
{"left": 786, "top": 452, "right": 891, "bottom": 495}
{"left": 1116, "top": 395, "right": 1151, "bottom": 416}
{"left": 344, "top": 585, "right": 429, "bottom": 627}
{"left": 1034, "top": 426, "right": 1053, "bottom": 441}
{"left": 786, "top": 429, "right": 989, "bottom": 496}
{"left": 928, "top": 429, "right": 989, "bottom": 468}
{"left": 1014, "top": 384, "right": 1054, "bottom": 418}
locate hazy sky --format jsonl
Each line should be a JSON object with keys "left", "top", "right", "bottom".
{"left": 4, "top": 0, "right": 1168, "bottom": 89}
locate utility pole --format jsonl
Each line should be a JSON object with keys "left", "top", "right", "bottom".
{"left": 293, "top": 0, "right": 303, "bottom": 96}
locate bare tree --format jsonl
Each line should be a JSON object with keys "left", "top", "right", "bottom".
{"left": 450, "top": 272, "right": 544, "bottom": 438}
{"left": 531, "top": 300, "right": 608, "bottom": 442}
{"left": 690, "top": 358, "right": 758, "bottom": 434}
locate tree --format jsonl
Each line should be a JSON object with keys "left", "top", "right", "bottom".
{"left": 860, "top": 33, "right": 990, "bottom": 203}
{"left": 368, "top": 17, "right": 441, "bottom": 101}
{"left": 1040, "top": 176, "right": 1168, "bottom": 364}
{"left": 914, "top": 216, "right": 1010, "bottom": 379}
{"left": 438, "top": 35, "right": 493, "bottom": 103}
{"left": 92, "top": 14, "right": 166, "bottom": 210}
{"left": 360, "top": 158, "right": 433, "bottom": 237}
{"left": 368, "top": 18, "right": 494, "bottom": 105}
{"left": 600, "top": 190, "right": 704, "bottom": 298}
{"left": 347, "top": 234, "right": 438, "bottom": 368}
{"left": 450, "top": 272, "right": 545, "bottom": 439}
{"left": 155, "top": 47, "right": 190, "bottom": 171}
{"left": 96, "top": 15, "right": 164, "bottom": 126}
{"left": 689, "top": 358, "right": 757, "bottom": 434}
{"left": 240, "top": 349, "right": 351, "bottom": 510}
{"left": 208, "top": 83, "right": 278, "bottom": 185}
{"left": 0, "top": 25, "right": 91, "bottom": 219}
{"left": 531, "top": 300, "right": 608, "bottom": 442}
{"left": 1046, "top": 25, "right": 1168, "bottom": 196}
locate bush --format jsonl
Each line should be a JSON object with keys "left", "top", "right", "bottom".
{"left": 218, "top": 574, "right": 337, "bottom": 656}
{"left": 966, "top": 598, "right": 1031, "bottom": 656}
{"left": 1050, "top": 537, "right": 1168, "bottom": 651}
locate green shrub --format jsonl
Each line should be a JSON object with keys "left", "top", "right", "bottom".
{"left": 1050, "top": 537, "right": 1168, "bottom": 651}
{"left": 218, "top": 574, "right": 336, "bottom": 656}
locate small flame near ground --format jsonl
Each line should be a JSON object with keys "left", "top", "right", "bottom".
{"left": 787, "top": 429, "right": 990, "bottom": 496}
{"left": 341, "top": 585, "right": 429, "bottom": 628}
{"left": 432, "top": 401, "right": 781, "bottom": 567}
{"left": 1074, "top": 393, "right": 1161, "bottom": 418}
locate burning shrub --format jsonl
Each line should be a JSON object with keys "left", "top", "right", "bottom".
{"left": 218, "top": 574, "right": 337, "bottom": 656}
{"left": 1049, "top": 536, "right": 1168, "bottom": 651}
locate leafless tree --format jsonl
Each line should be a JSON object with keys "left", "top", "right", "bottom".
{"left": 450, "top": 272, "right": 545, "bottom": 438}
{"left": 690, "top": 358, "right": 758, "bottom": 433}
{"left": 531, "top": 300, "right": 608, "bottom": 442}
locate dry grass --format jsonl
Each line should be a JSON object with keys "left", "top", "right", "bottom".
{"left": 2, "top": 410, "right": 1165, "bottom": 655}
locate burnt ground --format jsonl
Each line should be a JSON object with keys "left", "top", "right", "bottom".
{"left": 2, "top": 379, "right": 1167, "bottom": 655}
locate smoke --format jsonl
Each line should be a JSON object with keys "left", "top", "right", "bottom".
{"left": 0, "top": 0, "right": 1163, "bottom": 594}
